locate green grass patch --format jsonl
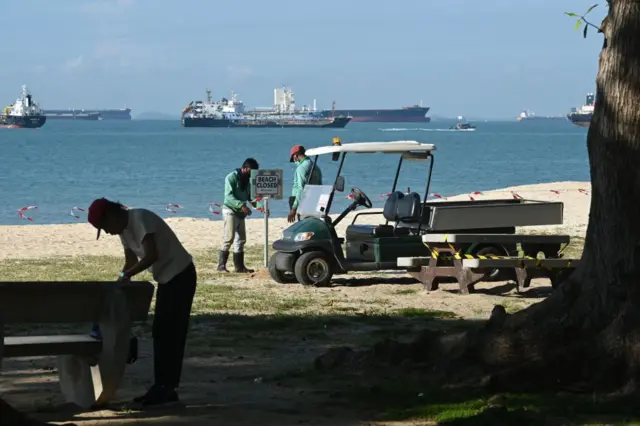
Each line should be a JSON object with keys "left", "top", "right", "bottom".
{"left": 395, "top": 307, "right": 458, "bottom": 319}
{"left": 394, "top": 288, "right": 419, "bottom": 295}
{"left": 325, "top": 378, "right": 640, "bottom": 424}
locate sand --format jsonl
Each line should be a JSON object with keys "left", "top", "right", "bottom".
{"left": 0, "top": 181, "right": 592, "bottom": 425}
{"left": 0, "top": 181, "right": 591, "bottom": 261}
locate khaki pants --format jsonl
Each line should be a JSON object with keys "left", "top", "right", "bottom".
{"left": 221, "top": 207, "right": 246, "bottom": 252}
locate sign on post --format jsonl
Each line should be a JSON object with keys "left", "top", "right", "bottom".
{"left": 251, "top": 169, "right": 284, "bottom": 200}
{"left": 250, "top": 169, "right": 284, "bottom": 267}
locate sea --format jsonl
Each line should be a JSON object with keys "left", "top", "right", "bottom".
{"left": 0, "top": 120, "right": 589, "bottom": 225}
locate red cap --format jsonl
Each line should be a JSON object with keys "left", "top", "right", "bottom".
{"left": 289, "top": 145, "right": 304, "bottom": 162}
{"left": 88, "top": 198, "right": 109, "bottom": 240}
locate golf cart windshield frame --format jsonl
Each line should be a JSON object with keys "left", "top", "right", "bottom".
{"left": 307, "top": 149, "right": 435, "bottom": 233}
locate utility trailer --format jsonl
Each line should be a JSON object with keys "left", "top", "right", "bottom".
{"left": 268, "top": 139, "right": 565, "bottom": 287}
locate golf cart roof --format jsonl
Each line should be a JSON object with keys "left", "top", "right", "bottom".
{"left": 305, "top": 141, "right": 436, "bottom": 156}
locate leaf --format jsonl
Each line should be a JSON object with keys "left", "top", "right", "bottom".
{"left": 565, "top": 12, "right": 578, "bottom": 17}
{"left": 584, "top": 24, "right": 589, "bottom": 38}
{"left": 575, "top": 19, "right": 583, "bottom": 30}
{"left": 585, "top": 4, "right": 598, "bottom": 15}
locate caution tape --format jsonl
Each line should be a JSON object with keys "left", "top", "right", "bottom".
{"left": 18, "top": 206, "right": 37, "bottom": 221}
{"left": 70, "top": 206, "right": 85, "bottom": 219}
{"left": 432, "top": 254, "right": 536, "bottom": 260}
{"left": 165, "top": 203, "right": 183, "bottom": 214}
{"left": 424, "top": 236, "right": 571, "bottom": 260}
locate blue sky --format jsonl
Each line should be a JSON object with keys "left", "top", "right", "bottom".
{"left": 0, "top": 0, "right": 605, "bottom": 118}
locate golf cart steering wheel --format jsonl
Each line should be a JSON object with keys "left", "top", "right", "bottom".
{"left": 351, "top": 187, "right": 373, "bottom": 208}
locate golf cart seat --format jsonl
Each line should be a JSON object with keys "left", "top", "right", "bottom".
{"left": 346, "top": 191, "right": 422, "bottom": 239}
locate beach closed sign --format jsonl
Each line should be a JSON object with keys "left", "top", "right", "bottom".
{"left": 251, "top": 169, "right": 284, "bottom": 200}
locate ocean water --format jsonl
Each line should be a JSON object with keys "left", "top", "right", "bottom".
{"left": 0, "top": 120, "right": 589, "bottom": 225}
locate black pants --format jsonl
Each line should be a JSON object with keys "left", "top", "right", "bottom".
{"left": 288, "top": 196, "right": 301, "bottom": 221}
{"left": 153, "top": 262, "right": 197, "bottom": 389}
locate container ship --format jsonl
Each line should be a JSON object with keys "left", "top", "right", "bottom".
{"left": 567, "top": 93, "right": 594, "bottom": 128}
{"left": 1, "top": 85, "right": 47, "bottom": 128}
{"left": 317, "top": 103, "right": 430, "bottom": 123}
{"left": 43, "top": 107, "right": 131, "bottom": 120}
{"left": 181, "top": 87, "right": 351, "bottom": 128}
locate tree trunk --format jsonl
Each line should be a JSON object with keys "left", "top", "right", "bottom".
{"left": 316, "top": 0, "right": 640, "bottom": 391}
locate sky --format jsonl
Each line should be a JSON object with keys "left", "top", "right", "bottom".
{"left": 0, "top": 0, "right": 606, "bottom": 119}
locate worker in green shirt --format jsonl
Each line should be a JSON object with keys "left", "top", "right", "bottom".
{"left": 217, "top": 158, "right": 259, "bottom": 273}
{"left": 288, "top": 145, "right": 322, "bottom": 223}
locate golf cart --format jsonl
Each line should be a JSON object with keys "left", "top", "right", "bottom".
{"left": 268, "top": 140, "right": 564, "bottom": 287}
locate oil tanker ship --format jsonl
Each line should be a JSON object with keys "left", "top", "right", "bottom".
{"left": 43, "top": 107, "right": 131, "bottom": 120}
{"left": 516, "top": 110, "right": 567, "bottom": 121}
{"left": 182, "top": 87, "right": 351, "bottom": 128}
{"left": 44, "top": 110, "right": 101, "bottom": 120}
{"left": 317, "top": 103, "right": 430, "bottom": 122}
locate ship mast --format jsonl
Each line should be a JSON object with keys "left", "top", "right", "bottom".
{"left": 331, "top": 101, "right": 336, "bottom": 118}
{"left": 206, "top": 88, "right": 212, "bottom": 104}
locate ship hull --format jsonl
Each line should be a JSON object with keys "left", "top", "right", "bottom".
{"left": 318, "top": 107, "right": 430, "bottom": 123}
{"left": 182, "top": 116, "right": 351, "bottom": 128}
{"left": 518, "top": 117, "right": 568, "bottom": 121}
{"left": 44, "top": 109, "right": 131, "bottom": 120}
{"left": 45, "top": 113, "right": 100, "bottom": 121}
{"left": 567, "top": 113, "right": 592, "bottom": 128}
{"left": 0, "top": 115, "right": 46, "bottom": 128}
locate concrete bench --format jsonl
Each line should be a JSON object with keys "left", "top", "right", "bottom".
{"left": 0, "top": 281, "right": 154, "bottom": 409}
{"left": 461, "top": 258, "right": 580, "bottom": 291}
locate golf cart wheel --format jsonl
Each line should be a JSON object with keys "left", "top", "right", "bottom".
{"left": 294, "top": 251, "right": 333, "bottom": 287}
{"left": 470, "top": 245, "right": 507, "bottom": 282}
{"left": 268, "top": 253, "right": 297, "bottom": 284}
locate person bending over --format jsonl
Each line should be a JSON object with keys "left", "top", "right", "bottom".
{"left": 87, "top": 198, "right": 197, "bottom": 408}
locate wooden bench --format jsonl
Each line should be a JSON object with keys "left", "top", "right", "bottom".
{"left": 461, "top": 258, "right": 580, "bottom": 292}
{"left": 398, "top": 256, "right": 579, "bottom": 294}
{"left": 399, "top": 233, "right": 573, "bottom": 294}
{"left": 0, "top": 281, "right": 154, "bottom": 409}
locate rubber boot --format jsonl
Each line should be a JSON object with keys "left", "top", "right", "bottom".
{"left": 217, "top": 250, "right": 230, "bottom": 272}
{"left": 233, "top": 252, "right": 254, "bottom": 273}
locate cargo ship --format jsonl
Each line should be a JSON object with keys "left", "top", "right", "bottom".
{"left": 1, "top": 85, "right": 47, "bottom": 128}
{"left": 43, "top": 107, "right": 131, "bottom": 120}
{"left": 517, "top": 110, "right": 567, "bottom": 121}
{"left": 181, "top": 87, "right": 351, "bottom": 128}
{"left": 567, "top": 93, "right": 594, "bottom": 128}
{"left": 316, "top": 103, "right": 430, "bottom": 123}
{"left": 44, "top": 110, "right": 101, "bottom": 120}
{"left": 183, "top": 114, "right": 351, "bottom": 128}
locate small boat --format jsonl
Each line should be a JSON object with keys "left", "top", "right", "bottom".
{"left": 450, "top": 116, "right": 476, "bottom": 131}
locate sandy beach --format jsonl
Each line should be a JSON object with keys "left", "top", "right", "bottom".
{"left": 0, "top": 181, "right": 590, "bottom": 261}
{"left": 0, "top": 181, "right": 592, "bottom": 425}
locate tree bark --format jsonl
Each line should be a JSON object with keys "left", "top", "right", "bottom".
{"left": 316, "top": 0, "right": 640, "bottom": 391}
{"left": 433, "top": 0, "right": 640, "bottom": 388}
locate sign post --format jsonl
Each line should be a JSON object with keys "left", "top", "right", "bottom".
{"left": 251, "top": 169, "right": 283, "bottom": 267}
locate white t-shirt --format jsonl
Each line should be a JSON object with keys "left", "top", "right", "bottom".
{"left": 119, "top": 208, "right": 193, "bottom": 284}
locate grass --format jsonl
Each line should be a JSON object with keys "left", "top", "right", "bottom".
{"left": 0, "top": 238, "right": 597, "bottom": 424}
{"left": 327, "top": 378, "right": 640, "bottom": 425}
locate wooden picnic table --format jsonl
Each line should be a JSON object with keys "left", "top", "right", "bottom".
{"left": 398, "top": 233, "right": 573, "bottom": 294}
